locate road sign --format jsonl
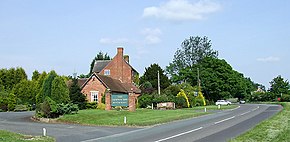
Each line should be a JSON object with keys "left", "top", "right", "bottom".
{"left": 111, "top": 93, "right": 129, "bottom": 107}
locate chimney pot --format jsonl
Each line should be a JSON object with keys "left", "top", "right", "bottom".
{"left": 117, "top": 47, "right": 124, "bottom": 56}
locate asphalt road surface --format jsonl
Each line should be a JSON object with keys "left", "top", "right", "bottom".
{"left": 0, "top": 104, "right": 282, "bottom": 142}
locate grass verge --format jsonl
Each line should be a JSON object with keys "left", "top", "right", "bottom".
{"left": 0, "top": 130, "right": 55, "bottom": 142}
{"left": 230, "top": 102, "right": 290, "bottom": 142}
{"left": 58, "top": 105, "right": 237, "bottom": 126}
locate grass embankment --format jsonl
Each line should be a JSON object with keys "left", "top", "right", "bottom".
{"left": 58, "top": 105, "right": 237, "bottom": 126}
{"left": 0, "top": 130, "right": 55, "bottom": 142}
{"left": 230, "top": 102, "right": 290, "bottom": 142}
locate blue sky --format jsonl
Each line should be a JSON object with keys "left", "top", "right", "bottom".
{"left": 0, "top": 0, "right": 289, "bottom": 88}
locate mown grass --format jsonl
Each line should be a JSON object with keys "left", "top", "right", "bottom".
{"left": 58, "top": 105, "right": 237, "bottom": 126}
{"left": 0, "top": 130, "right": 55, "bottom": 142}
{"left": 230, "top": 102, "right": 290, "bottom": 142}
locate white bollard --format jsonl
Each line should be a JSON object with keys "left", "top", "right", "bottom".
{"left": 152, "top": 103, "right": 154, "bottom": 110}
{"left": 43, "top": 128, "right": 46, "bottom": 136}
{"left": 204, "top": 107, "right": 207, "bottom": 112}
{"left": 124, "top": 116, "right": 127, "bottom": 124}
{"left": 218, "top": 105, "right": 221, "bottom": 109}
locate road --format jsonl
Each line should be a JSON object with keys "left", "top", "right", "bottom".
{"left": 0, "top": 104, "right": 282, "bottom": 142}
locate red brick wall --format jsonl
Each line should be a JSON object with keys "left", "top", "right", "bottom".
{"left": 100, "top": 47, "right": 132, "bottom": 83}
{"left": 81, "top": 75, "right": 107, "bottom": 104}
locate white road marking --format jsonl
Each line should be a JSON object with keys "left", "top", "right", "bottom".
{"left": 229, "top": 105, "right": 241, "bottom": 111}
{"left": 252, "top": 106, "right": 259, "bottom": 111}
{"left": 154, "top": 127, "right": 203, "bottom": 142}
{"left": 81, "top": 128, "right": 150, "bottom": 142}
{"left": 240, "top": 111, "right": 251, "bottom": 116}
{"left": 214, "top": 116, "right": 235, "bottom": 124}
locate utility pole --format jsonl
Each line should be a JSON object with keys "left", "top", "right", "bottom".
{"left": 158, "top": 70, "right": 160, "bottom": 95}
{"left": 197, "top": 68, "right": 201, "bottom": 89}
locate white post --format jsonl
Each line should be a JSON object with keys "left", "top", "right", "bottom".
{"left": 204, "top": 107, "right": 207, "bottom": 112}
{"left": 124, "top": 116, "right": 127, "bottom": 124}
{"left": 152, "top": 103, "right": 154, "bottom": 110}
{"left": 218, "top": 105, "right": 221, "bottom": 109}
{"left": 174, "top": 103, "right": 176, "bottom": 109}
{"left": 43, "top": 128, "right": 46, "bottom": 136}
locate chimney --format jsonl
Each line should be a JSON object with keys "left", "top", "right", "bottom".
{"left": 124, "top": 55, "right": 129, "bottom": 63}
{"left": 117, "top": 47, "right": 124, "bottom": 57}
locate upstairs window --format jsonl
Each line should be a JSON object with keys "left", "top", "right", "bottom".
{"left": 104, "top": 69, "right": 110, "bottom": 76}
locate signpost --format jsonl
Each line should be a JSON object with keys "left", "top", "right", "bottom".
{"left": 111, "top": 93, "right": 129, "bottom": 107}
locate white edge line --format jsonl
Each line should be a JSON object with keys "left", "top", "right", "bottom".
{"left": 155, "top": 127, "right": 203, "bottom": 142}
{"left": 214, "top": 116, "right": 235, "bottom": 124}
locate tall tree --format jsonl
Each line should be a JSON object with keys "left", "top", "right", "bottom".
{"left": 140, "top": 63, "right": 170, "bottom": 90}
{"left": 269, "top": 75, "right": 290, "bottom": 97}
{"left": 51, "top": 76, "right": 70, "bottom": 104}
{"left": 69, "top": 78, "right": 86, "bottom": 109}
{"left": 198, "top": 57, "right": 256, "bottom": 101}
{"left": 89, "top": 51, "right": 111, "bottom": 76}
{"left": 36, "top": 71, "right": 57, "bottom": 104}
{"left": 0, "top": 68, "right": 27, "bottom": 91}
{"left": 12, "top": 80, "right": 37, "bottom": 105}
{"left": 166, "top": 36, "right": 218, "bottom": 83}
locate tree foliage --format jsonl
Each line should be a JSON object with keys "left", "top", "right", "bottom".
{"left": 166, "top": 36, "right": 218, "bottom": 83}
{"left": 0, "top": 91, "right": 16, "bottom": 111}
{"left": 12, "top": 80, "right": 37, "bottom": 105}
{"left": 140, "top": 63, "right": 170, "bottom": 90}
{"left": 36, "top": 71, "right": 58, "bottom": 104}
{"left": 32, "top": 70, "right": 40, "bottom": 81}
{"left": 69, "top": 78, "right": 86, "bottom": 109}
{"left": 166, "top": 36, "right": 257, "bottom": 102}
{"left": 51, "top": 76, "right": 70, "bottom": 104}
{"left": 0, "top": 67, "right": 27, "bottom": 91}
{"left": 269, "top": 75, "right": 290, "bottom": 96}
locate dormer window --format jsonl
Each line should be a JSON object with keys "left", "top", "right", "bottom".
{"left": 104, "top": 69, "right": 110, "bottom": 76}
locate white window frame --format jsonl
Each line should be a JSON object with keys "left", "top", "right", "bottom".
{"left": 90, "top": 91, "right": 99, "bottom": 102}
{"left": 104, "top": 69, "right": 110, "bottom": 76}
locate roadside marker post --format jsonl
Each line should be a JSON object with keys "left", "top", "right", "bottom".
{"left": 204, "top": 107, "right": 207, "bottom": 112}
{"left": 43, "top": 128, "right": 46, "bottom": 136}
{"left": 218, "top": 105, "right": 221, "bottom": 109}
{"left": 124, "top": 116, "right": 127, "bottom": 124}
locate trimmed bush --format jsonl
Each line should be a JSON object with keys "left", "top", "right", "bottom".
{"left": 97, "top": 103, "right": 106, "bottom": 110}
{"left": 86, "top": 102, "right": 98, "bottom": 109}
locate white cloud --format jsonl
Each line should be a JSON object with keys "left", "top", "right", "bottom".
{"left": 141, "top": 28, "right": 162, "bottom": 44}
{"left": 143, "top": 0, "right": 221, "bottom": 22}
{"left": 99, "top": 38, "right": 129, "bottom": 45}
{"left": 257, "top": 56, "right": 280, "bottom": 62}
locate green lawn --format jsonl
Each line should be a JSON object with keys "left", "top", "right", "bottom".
{"left": 0, "top": 130, "right": 55, "bottom": 142}
{"left": 230, "top": 102, "right": 290, "bottom": 142}
{"left": 58, "top": 105, "right": 237, "bottom": 126}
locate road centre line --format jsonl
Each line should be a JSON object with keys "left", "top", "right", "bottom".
{"left": 252, "top": 106, "right": 259, "bottom": 111}
{"left": 81, "top": 128, "right": 150, "bottom": 142}
{"left": 154, "top": 127, "right": 203, "bottom": 142}
{"left": 240, "top": 111, "right": 251, "bottom": 116}
{"left": 214, "top": 116, "right": 235, "bottom": 124}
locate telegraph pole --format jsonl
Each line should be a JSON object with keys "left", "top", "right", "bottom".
{"left": 197, "top": 68, "right": 201, "bottom": 89}
{"left": 158, "top": 70, "right": 160, "bottom": 95}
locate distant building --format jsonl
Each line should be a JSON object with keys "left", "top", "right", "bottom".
{"left": 79, "top": 47, "right": 141, "bottom": 111}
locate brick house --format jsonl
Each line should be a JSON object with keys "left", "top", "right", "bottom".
{"left": 80, "top": 47, "right": 141, "bottom": 111}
